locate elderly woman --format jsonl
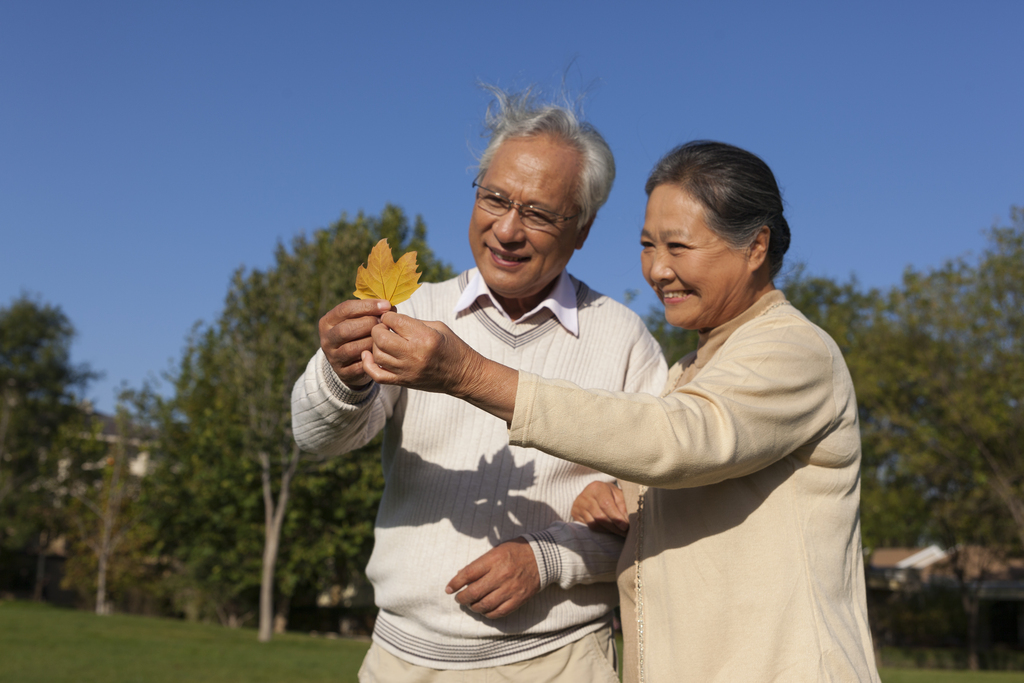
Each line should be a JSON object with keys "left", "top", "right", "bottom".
{"left": 360, "top": 141, "right": 880, "bottom": 682}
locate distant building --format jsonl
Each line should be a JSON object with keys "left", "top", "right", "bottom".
{"left": 869, "top": 545, "right": 1024, "bottom": 649}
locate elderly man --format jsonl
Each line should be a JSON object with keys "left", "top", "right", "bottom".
{"left": 291, "top": 89, "right": 666, "bottom": 682}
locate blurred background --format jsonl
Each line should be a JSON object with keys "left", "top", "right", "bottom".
{"left": 2, "top": 0, "right": 1023, "bottom": 675}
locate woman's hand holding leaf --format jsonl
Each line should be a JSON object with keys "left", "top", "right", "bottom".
{"left": 362, "top": 312, "right": 518, "bottom": 424}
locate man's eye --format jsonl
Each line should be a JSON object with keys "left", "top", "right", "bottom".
{"left": 480, "top": 195, "right": 508, "bottom": 210}
{"left": 523, "top": 209, "right": 556, "bottom": 224}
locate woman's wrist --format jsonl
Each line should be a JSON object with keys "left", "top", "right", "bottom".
{"left": 455, "top": 351, "right": 518, "bottom": 424}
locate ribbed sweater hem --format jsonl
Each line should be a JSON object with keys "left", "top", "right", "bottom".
{"left": 371, "top": 610, "right": 614, "bottom": 670}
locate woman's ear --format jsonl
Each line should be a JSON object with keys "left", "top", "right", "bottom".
{"left": 747, "top": 225, "right": 771, "bottom": 272}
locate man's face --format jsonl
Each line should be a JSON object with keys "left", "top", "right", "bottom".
{"left": 469, "top": 135, "right": 590, "bottom": 320}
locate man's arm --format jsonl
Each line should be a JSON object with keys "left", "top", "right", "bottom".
{"left": 291, "top": 299, "right": 397, "bottom": 456}
{"left": 443, "top": 523, "right": 626, "bottom": 620}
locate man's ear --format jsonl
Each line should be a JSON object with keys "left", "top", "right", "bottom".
{"left": 575, "top": 218, "right": 594, "bottom": 250}
{"left": 747, "top": 225, "right": 770, "bottom": 271}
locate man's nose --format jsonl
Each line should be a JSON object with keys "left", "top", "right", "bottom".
{"left": 492, "top": 208, "right": 526, "bottom": 243}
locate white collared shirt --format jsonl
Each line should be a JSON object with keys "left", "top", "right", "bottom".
{"left": 453, "top": 270, "right": 579, "bottom": 337}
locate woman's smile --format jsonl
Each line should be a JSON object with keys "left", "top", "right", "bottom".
{"left": 641, "top": 185, "right": 771, "bottom": 331}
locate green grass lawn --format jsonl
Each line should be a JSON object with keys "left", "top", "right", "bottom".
{"left": 4, "top": 599, "right": 1024, "bottom": 682}
{"left": 881, "top": 671, "right": 1024, "bottom": 683}
{"left": 0, "top": 600, "right": 366, "bottom": 683}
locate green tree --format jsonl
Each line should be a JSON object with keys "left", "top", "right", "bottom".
{"left": 853, "top": 208, "right": 1024, "bottom": 668}
{"left": 152, "top": 206, "right": 451, "bottom": 640}
{"left": 0, "top": 296, "right": 93, "bottom": 591}
{"left": 60, "top": 390, "right": 157, "bottom": 614}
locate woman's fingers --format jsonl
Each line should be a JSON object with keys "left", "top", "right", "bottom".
{"left": 571, "top": 481, "right": 629, "bottom": 536}
{"left": 361, "top": 313, "right": 461, "bottom": 393}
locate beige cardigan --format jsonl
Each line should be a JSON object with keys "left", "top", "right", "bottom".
{"left": 509, "top": 291, "right": 880, "bottom": 682}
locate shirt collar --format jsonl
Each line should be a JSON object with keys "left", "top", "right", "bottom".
{"left": 454, "top": 269, "right": 579, "bottom": 336}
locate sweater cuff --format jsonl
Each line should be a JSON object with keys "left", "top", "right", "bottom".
{"left": 320, "top": 353, "right": 378, "bottom": 406}
{"left": 522, "top": 530, "right": 561, "bottom": 591}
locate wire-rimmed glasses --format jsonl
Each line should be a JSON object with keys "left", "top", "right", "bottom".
{"left": 472, "top": 181, "right": 578, "bottom": 235}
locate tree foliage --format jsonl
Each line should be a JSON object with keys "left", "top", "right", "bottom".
{"left": 0, "top": 296, "right": 94, "bottom": 585}
{"left": 59, "top": 390, "right": 159, "bottom": 614}
{"left": 146, "top": 206, "right": 451, "bottom": 637}
{"left": 858, "top": 210, "right": 1024, "bottom": 549}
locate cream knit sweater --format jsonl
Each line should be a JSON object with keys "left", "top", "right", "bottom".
{"left": 291, "top": 270, "right": 667, "bottom": 669}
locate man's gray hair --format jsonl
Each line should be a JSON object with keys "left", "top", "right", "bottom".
{"left": 476, "top": 85, "right": 615, "bottom": 232}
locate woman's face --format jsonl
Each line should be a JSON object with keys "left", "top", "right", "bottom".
{"left": 641, "top": 184, "right": 770, "bottom": 331}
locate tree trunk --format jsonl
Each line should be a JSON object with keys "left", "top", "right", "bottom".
{"left": 257, "top": 445, "right": 300, "bottom": 643}
{"left": 258, "top": 509, "right": 282, "bottom": 642}
{"left": 274, "top": 592, "right": 291, "bottom": 634}
{"left": 33, "top": 530, "right": 49, "bottom": 602}
{"left": 95, "top": 549, "right": 109, "bottom": 615}
{"left": 963, "top": 588, "right": 981, "bottom": 671}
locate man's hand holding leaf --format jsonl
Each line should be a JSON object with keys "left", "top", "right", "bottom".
{"left": 320, "top": 239, "right": 422, "bottom": 388}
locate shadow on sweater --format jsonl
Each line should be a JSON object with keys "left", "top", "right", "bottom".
{"left": 376, "top": 446, "right": 565, "bottom": 547}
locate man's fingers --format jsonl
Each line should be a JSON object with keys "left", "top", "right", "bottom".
{"left": 322, "top": 315, "right": 378, "bottom": 347}
{"left": 446, "top": 558, "right": 490, "bottom": 595}
{"left": 361, "top": 349, "right": 397, "bottom": 384}
{"left": 321, "top": 299, "right": 390, "bottom": 328}
{"left": 443, "top": 540, "right": 539, "bottom": 620}
{"left": 460, "top": 591, "right": 513, "bottom": 619}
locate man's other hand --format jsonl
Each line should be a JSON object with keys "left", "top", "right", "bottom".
{"left": 445, "top": 538, "right": 540, "bottom": 619}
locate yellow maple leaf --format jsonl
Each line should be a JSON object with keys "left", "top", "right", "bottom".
{"left": 353, "top": 238, "right": 422, "bottom": 306}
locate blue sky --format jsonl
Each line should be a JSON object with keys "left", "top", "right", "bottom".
{"left": 2, "top": 1, "right": 1022, "bottom": 412}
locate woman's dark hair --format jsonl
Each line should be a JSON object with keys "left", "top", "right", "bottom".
{"left": 645, "top": 140, "right": 791, "bottom": 279}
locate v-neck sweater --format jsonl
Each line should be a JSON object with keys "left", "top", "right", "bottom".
{"left": 291, "top": 269, "right": 667, "bottom": 669}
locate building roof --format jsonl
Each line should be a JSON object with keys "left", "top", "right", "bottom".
{"left": 870, "top": 545, "right": 947, "bottom": 570}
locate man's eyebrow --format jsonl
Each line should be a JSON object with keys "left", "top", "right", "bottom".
{"left": 482, "top": 182, "right": 564, "bottom": 214}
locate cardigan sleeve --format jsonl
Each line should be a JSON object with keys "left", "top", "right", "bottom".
{"left": 509, "top": 313, "right": 858, "bottom": 489}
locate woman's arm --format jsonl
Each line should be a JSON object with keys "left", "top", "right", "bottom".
{"left": 364, "top": 310, "right": 854, "bottom": 490}
{"left": 360, "top": 310, "right": 519, "bottom": 423}
{"left": 510, "top": 318, "right": 853, "bottom": 488}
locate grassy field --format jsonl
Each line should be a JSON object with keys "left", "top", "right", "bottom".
{"left": 0, "top": 600, "right": 366, "bottom": 683}
{"left": 882, "top": 672, "right": 1024, "bottom": 683}
{"left": 3, "top": 600, "right": 1024, "bottom": 682}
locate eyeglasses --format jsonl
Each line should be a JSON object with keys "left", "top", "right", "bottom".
{"left": 472, "top": 182, "right": 578, "bottom": 235}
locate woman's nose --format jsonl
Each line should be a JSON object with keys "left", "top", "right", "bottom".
{"left": 648, "top": 251, "right": 675, "bottom": 282}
